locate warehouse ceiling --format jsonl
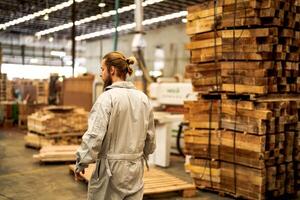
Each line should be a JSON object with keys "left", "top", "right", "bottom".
{"left": 0, "top": 0, "right": 203, "bottom": 41}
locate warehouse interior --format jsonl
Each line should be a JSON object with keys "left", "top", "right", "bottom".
{"left": 0, "top": 0, "right": 300, "bottom": 200}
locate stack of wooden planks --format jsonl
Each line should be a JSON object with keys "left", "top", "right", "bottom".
{"left": 27, "top": 106, "right": 87, "bottom": 134}
{"left": 184, "top": 0, "right": 300, "bottom": 199}
{"left": 185, "top": 0, "right": 300, "bottom": 94}
{"left": 25, "top": 106, "right": 87, "bottom": 148}
{"left": 18, "top": 103, "right": 45, "bottom": 129}
{"left": 0, "top": 73, "right": 7, "bottom": 101}
{"left": 33, "top": 145, "right": 78, "bottom": 162}
{"left": 32, "top": 79, "right": 49, "bottom": 104}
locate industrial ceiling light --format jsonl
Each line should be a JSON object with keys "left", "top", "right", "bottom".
{"left": 30, "top": 58, "right": 39, "bottom": 64}
{"left": 43, "top": 14, "right": 49, "bottom": 21}
{"left": 35, "top": 0, "right": 166, "bottom": 37}
{"left": 98, "top": 2, "right": 106, "bottom": 7}
{"left": 181, "top": 18, "right": 187, "bottom": 23}
{"left": 75, "top": 11, "right": 187, "bottom": 41}
{"left": 50, "top": 50, "right": 66, "bottom": 57}
{"left": 48, "top": 37, "right": 54, "bottom": 42}
{"left": 0, "top": 0, "right": 86, "bottom": 30}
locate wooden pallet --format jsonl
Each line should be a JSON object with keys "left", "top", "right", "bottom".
{"left": 25, "top": 131, "right": 82, "bottom": 149}
{"left": 69, "top": 165, "right": 197, "bottom": 198}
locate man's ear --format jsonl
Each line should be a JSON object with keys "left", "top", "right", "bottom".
{"left": 110, "top": 66, "right": 116, "bottom": 76}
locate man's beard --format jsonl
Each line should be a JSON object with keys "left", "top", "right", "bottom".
{"left": 103, "top": 74, "right": 113, "bottom": 90}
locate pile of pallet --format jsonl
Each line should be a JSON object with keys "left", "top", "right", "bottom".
{"left": 0, "top": 101, "right": 17, "bottom": 127}
{"left": 18, "top": 103, "right": 45, "bottom": 129}
{"left": 25, "top": 106, "right": 88, "bottom": 148}
{"left": 32, "top": 79, "right": 49, "bottom": 104}
{"left": 184, "top": 0, "right": 300, "bottom": 199}
{"left": 0, "top": 73, "right": 7, "bottom": 101}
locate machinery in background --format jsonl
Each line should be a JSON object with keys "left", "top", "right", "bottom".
{"left": 148, "top": 79, "right": 196, "bottom": 167}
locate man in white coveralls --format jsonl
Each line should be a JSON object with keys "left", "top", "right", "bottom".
{"left": 75, "top": 51, "right": 156, "bottom": 200}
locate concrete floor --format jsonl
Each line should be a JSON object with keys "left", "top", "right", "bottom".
{"left": 0, "top": 128, "right": 231, "bottom": 200}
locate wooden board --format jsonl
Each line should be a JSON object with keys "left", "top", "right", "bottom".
{"left": 33, "top": 145, "right": 78, "bottom": 162}
{"left": 69, "top": 165, "right": 197, "bottom": 198}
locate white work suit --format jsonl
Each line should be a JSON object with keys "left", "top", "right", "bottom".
{"left": 75, "top": 81, "right": 156, "bottom": 200}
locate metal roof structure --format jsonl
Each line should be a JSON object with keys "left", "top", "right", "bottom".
{"left": 0, "top": 0, "right": 203, "bottom": 40}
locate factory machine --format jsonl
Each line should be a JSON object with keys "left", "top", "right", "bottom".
{"left": 148, "top": 80, "right": 196, "bottom": 167}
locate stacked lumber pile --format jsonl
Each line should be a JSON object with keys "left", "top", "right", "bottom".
{"left": 25, "top": 106, "right": 87, "bottom": 148}
{"left": 0, "top": 73, "right": 7, "bottom": 101}
{"left": 184, "top": 0, "right": 300, "bottom": 199}
{"left": 32, "top": 79, "right": 49, "bottom": 104}
{"left": 0, "top": 101, "right": 17, "bottom": 127}
{"left": 18, "top": 103, "right": 45, "bottom": 128}
{"left": 185, "top": 0, "right": 300, "bottom": 94}
{"left": 27, "top": 106, "right": 87, "bottom": 134}
{"left": 296, "top": 101, "right": 300, "bottom": 195}
{"left": 33, "top": 145, "right": 78, "bottom": 162}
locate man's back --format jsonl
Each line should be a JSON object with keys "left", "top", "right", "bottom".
{"left": 101, "top": 84, "right": 151, "bottom": 155}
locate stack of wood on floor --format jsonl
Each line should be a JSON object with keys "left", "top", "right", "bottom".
{"left": 0, "top": 101, "right": 17, "bottom": 127}
{"left": 184, "top": 0, "right": 300, "bottom": 199}
{"left": 296, "top": 101, "right": 300, "bottom": 196}
{"left": 33, "top": 145, "right": 78, "bottom": 162}
{"left": 25, "top": 106, "right": 88, "bottom": 148}
{"left": 18, "top": 103, "right": 45, "bottom": 129}
{"left": 0, "top": 73, "right": 7, "bottom": 101}
{"left": 32, "top": 80, "right": 49, "bottom": 104}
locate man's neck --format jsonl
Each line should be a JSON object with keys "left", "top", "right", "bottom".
{"left": 112, "top": 76, "right": 125, "bottom": 83}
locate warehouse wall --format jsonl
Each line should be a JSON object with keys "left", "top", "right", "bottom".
{"left": 84, "top": 23, "right": 189, "bottom": 78}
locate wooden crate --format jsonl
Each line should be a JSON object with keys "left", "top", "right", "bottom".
{"left": 69, "top": 165, "right": 197, "bottom": 198}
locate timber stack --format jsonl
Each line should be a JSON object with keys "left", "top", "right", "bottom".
{"left": 0, "top": 73, "right": 7, "bottom": 101}
{"left": 184, "top": 0, "right": 300, "bottom": 199}
{"left": 25, "top": 106, "right": 88, "bottom": 148}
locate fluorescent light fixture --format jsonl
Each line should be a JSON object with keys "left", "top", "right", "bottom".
{"left": 30, "top": 58, "right": 39, "bottom": 64}
{"left": 75, "top": 11, "right": 188, "bottom": 41}
{"left": 149, "top": 70, "right": 162, "bottom": 77}
{"left": 43, "top": 14, "right": 49, "bottom": 21}
{"left": 181, "top": 18, "right": 187, "bottom": 23}
{"left": 49, "top": 37, "right": 54, "bottom": 42}
{"left": 98, "top": 2, "right": 106, "bottom": 7}
{"left": 50, "top": 50, "right": 66, "bottom": 57}
{"left": 35, "top": 0, "right": 166, "bottom": 37}
{"left": 134, "top": 70, "right": 143, "bottom": 77}
{"left": 0, "top": 0, "right": 86, "bottom": 30}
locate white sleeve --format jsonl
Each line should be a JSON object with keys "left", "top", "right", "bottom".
{"left": 75, "top": 93, "right": 111, "bottom": 172}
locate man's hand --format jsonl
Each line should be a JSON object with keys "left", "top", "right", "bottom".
{"left": 75, "top": 169, "right": 85, "bottom": 181}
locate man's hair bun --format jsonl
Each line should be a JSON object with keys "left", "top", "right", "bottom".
{"left": 126, "top": 56, "right": 136, "bottom": 65}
